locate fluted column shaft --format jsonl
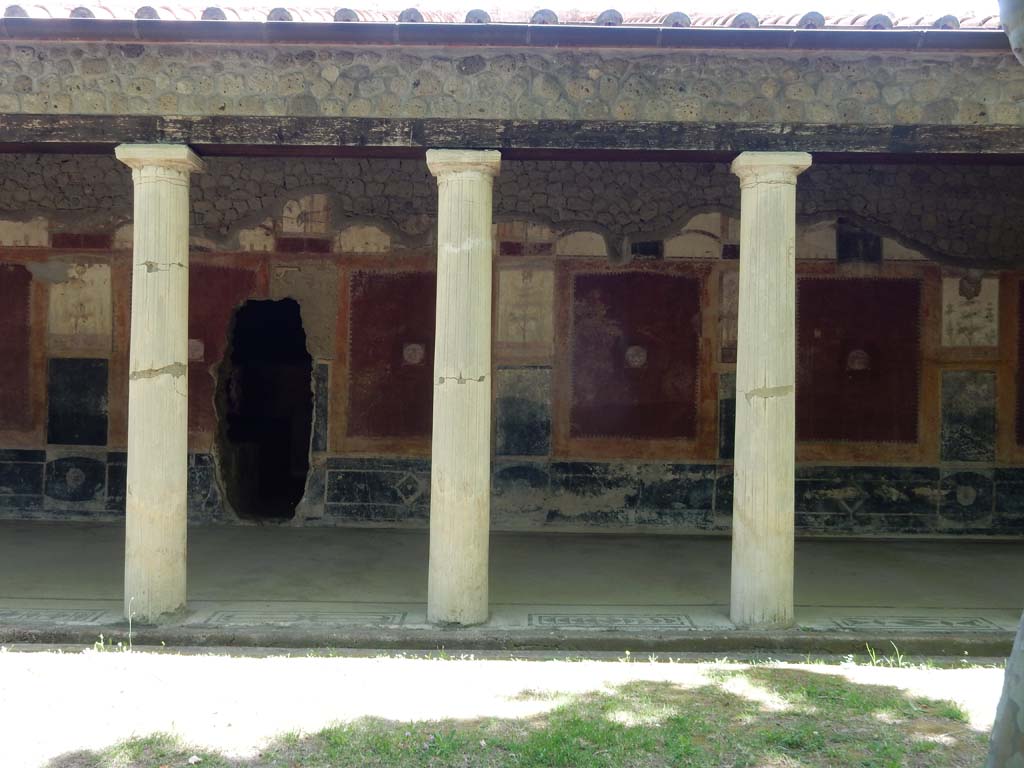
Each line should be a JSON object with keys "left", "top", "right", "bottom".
{"left": 115, "top": 144, "right": 204, "bottom": 623}
{"left": 425, "top": 149, "right": 500, "bottom": 626}
{"left": 729, "top": 151, "right": 811, "bottom": 629}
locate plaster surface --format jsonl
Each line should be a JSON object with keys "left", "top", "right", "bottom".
{"left": 0, "top": 522, "right": 1019, "bottom": 633}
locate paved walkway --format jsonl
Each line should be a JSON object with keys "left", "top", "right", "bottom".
{"left": 0, "top": 522, "right": 1020, "bottom": 642}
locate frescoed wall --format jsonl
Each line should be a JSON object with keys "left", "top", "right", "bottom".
{"left": 0, "top": 154, "right": 1020, "bottom": 536}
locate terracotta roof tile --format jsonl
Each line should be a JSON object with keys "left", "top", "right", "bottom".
{"left": 0, "top": 1, "right": 1005, "bottom": 28}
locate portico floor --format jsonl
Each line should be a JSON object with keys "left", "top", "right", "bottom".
{"left": 0, "top": 521, "right": 1021, "bottom": 644}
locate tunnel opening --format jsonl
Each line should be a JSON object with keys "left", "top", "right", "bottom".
{"left": 215, "top": 298, "right": 312, "bottom": 521}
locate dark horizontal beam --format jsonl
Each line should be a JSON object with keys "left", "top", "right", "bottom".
{"left": 2, "top": 114, "right": 1023, "bottom": 157}
{"left": 0, "top": 18, "right": 1011, "bottom": 53}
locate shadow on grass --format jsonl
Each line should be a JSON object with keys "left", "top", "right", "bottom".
{"left": 46, "top": 666, "right": 988, "bottom": 768}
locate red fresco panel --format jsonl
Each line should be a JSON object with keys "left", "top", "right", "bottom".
{"left": 1017, "top": 281, "right": 1024, "bottom": 445}
{"left": 0, "top": 264, "right": 32, "bottom": 431}
{"left": 51, "top": 233, "right": 113, "bottom": 249}
{"left": 797, "top": 277, "right": 920, "bottom": 443}
{"left": 570, "top": 272, "right": 700, "bottom": 439}
{"left": 188, "top": 264, "right": 259, "bottom": 433}
{"left": 347, "top": 270, "right": 436, "bottom": 438}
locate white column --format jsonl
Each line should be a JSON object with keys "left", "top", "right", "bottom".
{"left": 987, "top": 612, "right": 1024, "bottom": 767}
{"left": 729, "top": 151, "right": 811, "bottom": 629}
{"left": 425, "top": 149, "right": 500, "bottom": 625}
{"left": 115, "top": 144, "right": 204, "bottom": 623}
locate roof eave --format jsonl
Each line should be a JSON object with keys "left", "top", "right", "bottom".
{"left": 0, "top": 18, "right": 1010, "bottom": 53}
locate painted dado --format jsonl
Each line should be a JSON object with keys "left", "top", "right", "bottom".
{"left": 0, "top": 153, "right": 1020, "bottom": 538}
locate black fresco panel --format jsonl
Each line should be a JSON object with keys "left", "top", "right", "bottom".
{"left": 106, "top": 461, "right": 126, "bottom": 512}
{"left": 636, "top": 464, "right": 715, "bottom": 527}
{"left": 941, "top": 371, "right": 996, "bottom": 462}
{"left": 0, "top": 460, "right": 44, "bottom": 496}
{"left": 47, "top": 358, "right": 108, "bottom": 446}
{"left": 718, "top": 372, "right": 736, "bottom": 460}
{"left": 188, "top": 453, "right": 222, "bottom": 521}
{"left": 836, "top": 222, "right": 882, "bottom": 263}
{"left": 495, "top": 368, "right": 552, "bottom": 457}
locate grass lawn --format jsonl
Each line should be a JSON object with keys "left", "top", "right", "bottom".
{"left": 88, "top": 664, "right": 986, "bottom": 768}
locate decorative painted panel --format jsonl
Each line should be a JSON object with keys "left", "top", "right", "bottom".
{"left": 0, "top": 217, "right": 47, "bottom": 247}
{"left": 280, "top": 194, "right": 330, "bottom": 235}
{"left": 797, "top": 278, "right": 920, "bottom": 443}
{"left": 335, "top": 225, "right": 391, "bottom": 254}
{"left": 569, "top": 272, "right": 700, "bottom": 440}
{"left": 663, "top": 212, "right": 723, "bottom": 260}
{"left": 324, "top": 457, "right": 429, "bottom": 522}
{"left": 47, "top": 263, "right": 112, "bottom": 357}
{"left": 555, "top": 231, "right": 607, "bottom": 257}
{"left": 0, "top": 450, "right": 1020, "bottom": 534}
{"left": 547, "top": 461, "right": 642, "bottom": 524}
{"left": 495, "top": 268, "right": 554, "bottom": 361}
{"left": 942, "top": 275, "right": 998, "bottom": 347}
{"left": 939, "top": 469, "right": 994, "bottom": 532}
{"left": 795, "top": 465, "right": 939, "bottom": 533}
{"left": 45, "top": 455, "right": 105, "bottom": 503}
{"left": 0, "top": 264, "right": 32, "bottom": 431}
{"left": 347, "top": 270, "right": 435, "bottom": 438}
{"left": 496, "top": 221, "right": 555, "bottom": 257}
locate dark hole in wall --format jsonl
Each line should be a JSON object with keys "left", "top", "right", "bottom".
{"left": 215, "top": 298, "right": 312, "bottom": 521}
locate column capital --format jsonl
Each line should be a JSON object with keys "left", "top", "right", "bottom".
{"left": 426, "top": 149, "right": 501, "bottom": 179}
{"left": 731, "top": 151, "right": 811, "bottom": 186}
{"left": 115, "top": 144, "right": 205, "bottom": 174}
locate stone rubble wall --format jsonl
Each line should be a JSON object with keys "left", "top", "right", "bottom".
{"left": 0, "top": 154, "right": 1022, "bottom": 266}
{"left": 0, "top": 42, "right": 1022, "bottom": 127}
